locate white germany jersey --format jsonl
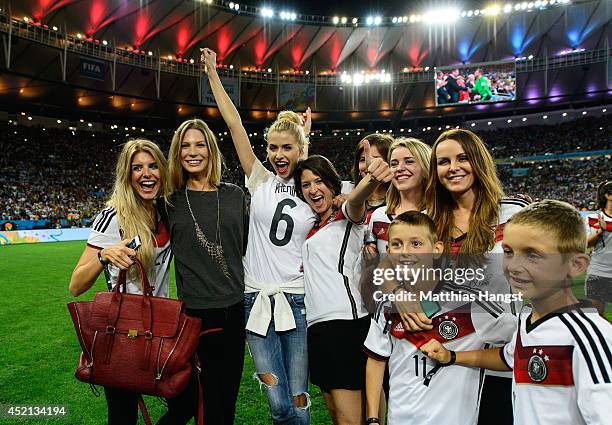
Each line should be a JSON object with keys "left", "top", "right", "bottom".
{"left": 450, "top": 198, "right": 530, "bottom": 255}
{"left": 364, "top": 282, "right": 516, "bottom": 425}
{"left": 302, "top": 202, "right": 370, "bottom": 327}
{"left": 501, "top": 302, "right": 612, "bottom": 425}
{"left": 367, "top": 206, "right": 393, "bottom": 254}
{"left": 244, "top": 159, "right": 316, "bottom": 285}
{"left": 87, "top": 207, "right": 172, "bottom": 297}
{"left": 585, "top": 212, "right": 612, "bottom": 278}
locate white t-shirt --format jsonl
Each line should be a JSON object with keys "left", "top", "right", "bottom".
{"left": 501, "top": 302, "right": 612, "bottom": 425}
{"left": 302, "top": 202, "right": 370, "bottom": 326}
{"left": 367, "top": 206, "right": 393, "bottom": 254}
{"left": 87, "top": 207, "right": 171, "bottom": 297}
{"left": 244, "top": 159, "right": 316, "bottom": 286}
{"left": 585, "top": 212, "right": 612, "bottom": 278}
{"left": 364, "top": 282, "right": 516, "bottom": 425}
{"left": 450, "top": 198, "right": 530, "bottom": 255}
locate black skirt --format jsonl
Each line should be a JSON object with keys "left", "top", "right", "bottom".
{"left": 307, "top": 315, "right": 371, "bottom": 391}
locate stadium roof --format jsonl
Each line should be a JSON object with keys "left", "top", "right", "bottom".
{"left": 13, "top": 0, "right": 606, "bottom": 70}
{"left": 2, "top": 0, "right": 609, "bottom": 127}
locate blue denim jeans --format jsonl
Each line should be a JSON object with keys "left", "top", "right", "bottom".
{"left": 244, "top": 292, "right": 310, "bottom": 425}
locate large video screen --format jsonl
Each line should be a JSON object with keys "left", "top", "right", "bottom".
{"left": 434, "top": 62, "right": 516, "bottom": 106}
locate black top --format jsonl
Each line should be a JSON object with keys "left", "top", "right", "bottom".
{"left": 165, "top": 183, "right": 247, "bottom": 309}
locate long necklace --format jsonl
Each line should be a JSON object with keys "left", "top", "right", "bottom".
{"left": 185, "top": 186, "right": 231, "bottom": 279}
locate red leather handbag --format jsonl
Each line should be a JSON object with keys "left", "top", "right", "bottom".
{"left": 68, "top": 259, "right": 202, "bottom": 420}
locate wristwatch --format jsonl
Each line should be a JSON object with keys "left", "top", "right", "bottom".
{"left": 97, "top": 250, "right": 110, "bottom": 267}
{"left": 443, "top": 350, "right": 457, "bottom": 366}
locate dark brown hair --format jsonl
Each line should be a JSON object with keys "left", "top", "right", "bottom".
{"left": 295, "top": 155, "right": 342, "bottom": 201}
{"left": 425, "top": 129, "right": 503, "bottom": 253}
{"left": 596, "top": 180, "right": 612, "bottom": 210}
{"left": 350, "top": 133, "right": 394, "bottom": 184}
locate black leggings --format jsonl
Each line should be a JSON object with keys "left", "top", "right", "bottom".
{"left": 158, "top": 300, "right": 246, "bottom": 425}
{"left": 104, "top": 387, "right": 139, "bottom": 425}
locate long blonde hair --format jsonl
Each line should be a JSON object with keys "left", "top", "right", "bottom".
{"left": 108, "top": 139, "right": 170, "bottom": 275}
{"left": 385, "top": 138, "right": 431, "bottom": 214}
{"left": 265, "top": 110, "right": 307, "bottom": 149}
{"left": 168, "top": 119, "right": 223, "bottom": 191}
{"left": 425, "top": 129, "right": 504, "bottom": 253}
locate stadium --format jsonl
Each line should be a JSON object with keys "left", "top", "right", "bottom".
{"left": 0, "top": 0, "right": 610, "bottom": 423}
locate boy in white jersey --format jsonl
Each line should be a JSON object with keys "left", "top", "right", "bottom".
{"left": 364, "top": 211, "right": 516, "bottom": 425}
{"left": 422, "top": 200, "right": 612, "bottom": 425}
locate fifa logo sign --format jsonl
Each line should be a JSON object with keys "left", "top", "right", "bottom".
{"left": 79, "top": 58, "right": 105, "bottom": 80}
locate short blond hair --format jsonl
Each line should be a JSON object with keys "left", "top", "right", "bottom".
{"left": 265, "top": 110, "right": 307, "bottom": 149}
{"left": 507, "top": 200, "right": 587, "bottom": 253}
{"left": 168, "top": 119, "right": 223, "bottom": 191}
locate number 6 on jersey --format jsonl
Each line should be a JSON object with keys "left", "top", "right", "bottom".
{"left": 269, "top": 199, "right": 297, "bottom": 246}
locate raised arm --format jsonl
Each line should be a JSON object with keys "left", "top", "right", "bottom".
{"left": 345, "top": 140, "right": 392, "bottom": 223}
{"left": 301, "top": 107, "right": 311, "bottom": 159}
{"left": 201, "top": 48, "right": 256, "bottom": 177}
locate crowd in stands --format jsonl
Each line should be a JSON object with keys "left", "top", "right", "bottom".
{"left": 0, "top": 114, "right": 609, "bottom": 226}
{"left": 498, "top": 156, "right": 609, "bottom": 208}
{"left": 436, "top": 67, "right": 516, "bottom": 105}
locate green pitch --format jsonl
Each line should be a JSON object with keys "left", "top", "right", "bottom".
{"left": 0, "top": 242, "right": 332, "bottom": 424}
{"left": 0, "top": 242, "right": 609, "bottom": 424}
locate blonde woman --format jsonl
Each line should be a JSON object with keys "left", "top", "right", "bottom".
{"left": 69, "top": 139, "right": 172, "bottom": 424}
{"left": 425, "top": 128, "right": 528, "bottom": 425}
{"left": 202, "top": 47, "right": 314, "bottom": 424}
{"left": 158, "top": 118, "right": 247, "bottom": 425}
{"left": 367, "top": 137, "right": 431, "bottom": 254}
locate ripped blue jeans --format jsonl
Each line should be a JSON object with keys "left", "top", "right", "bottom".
{"left": 244, "top": 292, "right": 310, "bottom": 425}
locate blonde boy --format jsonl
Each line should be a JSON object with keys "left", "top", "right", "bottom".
{"left": 422, "top": 200, "right": 612, "bottom": 425}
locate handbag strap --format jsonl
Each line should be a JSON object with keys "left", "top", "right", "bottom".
{"left": 107, "top": 259, "right": 154, "bottom": 331}
{"left": 114, "top": 258, "right": 154, "bottom": 296}
{"left": 134, "top": 364, "right": 204, "bottom": 425}
{"left": 137, "top": 396, "right": 152, "bottom": 425}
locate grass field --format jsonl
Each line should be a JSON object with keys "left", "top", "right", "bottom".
{"left": 1, "top": 242, "right": 609, "bottom": 424}
{"left": 0, "top": 242, "right": 332, "bottom": 424}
